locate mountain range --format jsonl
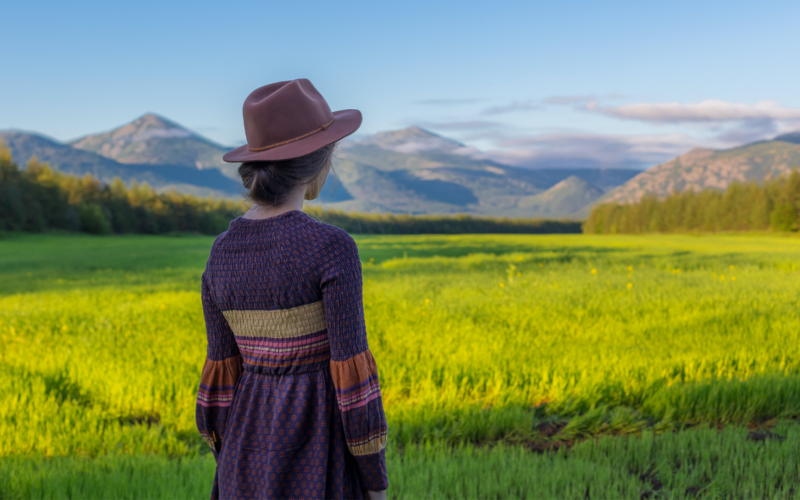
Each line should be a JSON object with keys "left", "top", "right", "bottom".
{"left": 605, "top": 133, "right": 800, "bottom": 204}
{"left": 2, "top": 114, "right": 799, "bottom": 218}
{"left": 0, "top": 115, "right": 241, "bottom": 199}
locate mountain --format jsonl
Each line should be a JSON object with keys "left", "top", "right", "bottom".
{"left": 2, "top": 119, "right": 641, "bottom": 217}
{"left": 516, "top": 176, "right": 604, "bottom": 216}
{"left": 69, "top": 113, "right": 238, "bottom": 179}
{"left": 312, "top": 128, "right": 639, "bottom": 217}
{"left": 606, "top": 137, "right": 800, "bottom": 204}
{"left": 9, "top": 115, "right": 800, "bottom": 217}
{"left": 0, "top": 130, "right": 242, "bottom": 199}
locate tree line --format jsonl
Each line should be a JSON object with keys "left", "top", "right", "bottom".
{"left": 0, "top": 143, "right": 582, "bottom": 236}
{"left": 584, "top": 170, "right": 800, "bottom": 234}
{"left": 305, "top": 206, "right": 582, "bottom": 235}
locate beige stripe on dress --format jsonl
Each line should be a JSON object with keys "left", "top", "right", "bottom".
{"left": 347, "top": 431, "right": 388, "bottom": 456}
{"left": 222, "top": 301, "right": 327, "bottom": 339}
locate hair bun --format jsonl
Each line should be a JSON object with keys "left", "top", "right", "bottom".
{"left": 238, "top": 143, "right": 337, "bottom": 206}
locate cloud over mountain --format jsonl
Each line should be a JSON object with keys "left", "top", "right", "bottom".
{"left": 350, "top": 126, "right": 479, "bottom": 155}
{"left": 477, "top": 132, "right": 699, "bottom": 170}
{"left": 593, "top": 100, "right": 800, "bottom": 124}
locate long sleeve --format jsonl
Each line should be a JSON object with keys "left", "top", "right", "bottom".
{"left": 196, "top": 271, "right": 243, "bottom": 458}
{"left": 321, "top": 234, "right": 389, "bottom": 491}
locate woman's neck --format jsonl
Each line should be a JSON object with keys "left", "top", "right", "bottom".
{"left": 241, "top": 188, "right": 305, "bottom": 220}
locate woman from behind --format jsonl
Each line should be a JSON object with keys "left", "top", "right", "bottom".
{"left": 195, "top": 79, "right": 388, "bottom": 500}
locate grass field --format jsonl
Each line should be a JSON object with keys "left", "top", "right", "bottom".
{"left": 3, "top": 232, "right": 800, "bottom": 498}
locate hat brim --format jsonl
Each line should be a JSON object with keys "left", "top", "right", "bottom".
{"left": 222, "top": 109, "right": 362, "bottom": 163}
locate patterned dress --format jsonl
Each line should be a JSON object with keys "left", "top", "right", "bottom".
{"left": 195, "top": 210, "right": 389, "bottom": 499}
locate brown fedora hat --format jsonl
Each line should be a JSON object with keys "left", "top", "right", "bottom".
{"left": 223, "top": 79, "right": 362, "bottom": 162}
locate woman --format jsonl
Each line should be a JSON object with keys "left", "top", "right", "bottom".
{"left": 196, "top": 79, "right": 388, "bottom": 500}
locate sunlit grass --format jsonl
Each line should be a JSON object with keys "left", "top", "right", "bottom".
{"left": 2, "top": 232, "right": 800, "bottom": 459}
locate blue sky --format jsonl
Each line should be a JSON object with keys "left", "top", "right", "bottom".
{"left": 3, "top": 0, "right": 800, "bottom": 169}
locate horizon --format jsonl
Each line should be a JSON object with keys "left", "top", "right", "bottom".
{"left": 3, "top": 110, "right": 797, "bottom": 173}
{"left": 3, "top": 0, "right": 800, "bottom": 171}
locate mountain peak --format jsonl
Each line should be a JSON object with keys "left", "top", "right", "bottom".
{"left": 68, "top": 114, "right": 229, "bottom": 169}
{"left": 71, "top": 113, "right": 195, "bottom": 146}
{"left": 550, "top": 175, "right": 593, "bottom": 190}
{"left": 517, "top": 175, "right": 604, "bottom": 215}
{"left": 352, "top": 126, "right": 475, "bottom": 155}
{"left": 541, "top": 175, "right": 603, "bottom": 203}
{"left": 131, "top": 112, "right": 188, "bottom": 130}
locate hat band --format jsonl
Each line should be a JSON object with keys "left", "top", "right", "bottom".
{"left": 247, "top": 117, "right": 336, "bottom": 152}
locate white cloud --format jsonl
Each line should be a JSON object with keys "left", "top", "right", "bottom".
{"left": 481, "top": 100, "right": 540, "bottom": 115}
{"left": 543, "top": 95, "right": 596, "bottom": 105}
{"left": 595, "top": 99, "right": 800, "bottom": 123}
{"left": 478, "top": 132, "right": 701, "bottom": 169}
{"left": 413, "top": 98, "right": 482, "bottom": 106}
{"left": 381, "top": 97, "right": 800, "bottom": 172}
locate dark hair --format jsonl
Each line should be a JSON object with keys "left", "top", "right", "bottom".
{"left": 238, "top": 143, "right": 337, "bottom": 206}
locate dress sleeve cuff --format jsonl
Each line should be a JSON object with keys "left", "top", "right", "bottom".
{"left": 354, "top": 449, "right": 389, "bottom": 491}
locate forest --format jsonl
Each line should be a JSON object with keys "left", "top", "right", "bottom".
{"left": 0, "top": 145, "right": 242, "bottom": 235}
{"left": 584, "top": 170, "right": 800, "bottom": 234}
{"left": 0, "top": 144, "right": 581, "bottom": 236}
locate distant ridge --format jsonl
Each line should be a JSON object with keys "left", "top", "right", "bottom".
{"left": 774, "top": 132, "right": 800, "bottom": 145}
{"left": 517, "top": 176, "right": 604, "bottom": 216}
{"left": 606, "top": 138, "right": 800, "bottom": 204}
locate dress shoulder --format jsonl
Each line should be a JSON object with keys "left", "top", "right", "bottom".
{"left": 205, "top": 221, "right": 235, "bottom": 260}
{"left": 299, "top": 216, "right": 360, "bottom": 262}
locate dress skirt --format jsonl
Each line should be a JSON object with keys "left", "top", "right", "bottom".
{"left": 214, "top": 362, "right": 364, "bottom": 499}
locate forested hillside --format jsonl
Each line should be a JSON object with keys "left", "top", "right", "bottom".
{"left": 0, "top": 144, "right": 243, "bottom": 235}
{"left": 0, "top": 144, "right": 580, "bottom": 236}
{"left": 585, "top": 170, "right": 800, "bottom": 234}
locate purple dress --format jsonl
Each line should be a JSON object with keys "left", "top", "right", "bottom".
{"left": 195, "top": 210, "right": 389, "bottom": 499}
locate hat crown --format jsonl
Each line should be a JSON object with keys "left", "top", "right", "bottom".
{"left": 242, "top": 79, "right": 334, "bottom": 152}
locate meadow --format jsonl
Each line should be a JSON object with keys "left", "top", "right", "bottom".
{"left": 3, "top": 231, "right": 800, "bottom": 498}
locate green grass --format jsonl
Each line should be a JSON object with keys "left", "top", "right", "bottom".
{"left": 4, "top": 422, "right": 800, "bottom": 499}
{"left": 3, "top": 232, "right": 800, "bottom": 498}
